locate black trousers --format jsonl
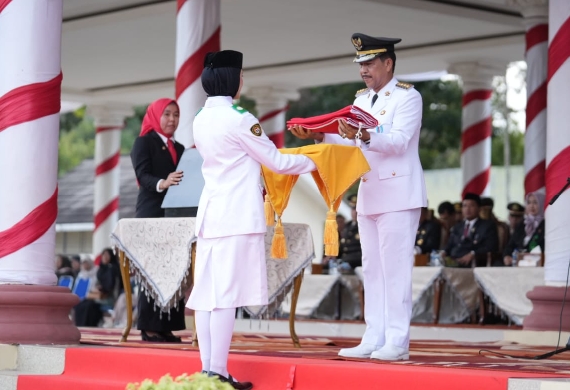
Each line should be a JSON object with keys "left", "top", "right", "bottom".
{"left": 136, "top": 294, "right": 186, "bottom": 332}
{"left": 74, "top": 299, "right": 102, "bottom": 327}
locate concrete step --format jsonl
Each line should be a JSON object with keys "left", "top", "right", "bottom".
{"left": 0, "top": 372, "right": 17, "bottom": 390}
{"left": 509, "top": 378, "right": 570, "bottom": 390}
{"left": 0, "top": 344, "right": 66, "bottom": 390}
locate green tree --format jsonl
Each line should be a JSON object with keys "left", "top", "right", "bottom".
{"left": 120, "top": 105, "right": 147, "bottom": 154}
{"left": 59, "top": 106, "right": 85, "bottom": 133}
{"left": 58, "top": 105, "right": 146, "bottom": 176}
{"left": 58, "top": 116, "right": 95, "bottom": 176}
{"left": 285, "top": 82, "right": 363, "bottom": 148}
{"left": 491, "top": 130, "right": 524, "bottom": 165}
{"left": 414, "top": 79, "right": 463, "bottom": 169}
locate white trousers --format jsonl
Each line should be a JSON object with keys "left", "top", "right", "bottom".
{"left": 358, "top": 208, "right": 421, "bottom": 349}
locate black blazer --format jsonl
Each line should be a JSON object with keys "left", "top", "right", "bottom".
{"left": 415, "top": 219, "right": 442, "bottom": 254}
{"left": 130, "top": 131, "right": 184, "bottom": 218}
{"left": 445, "top": 218, "right": 498, "bottom": 260}
{"left": 503, "top": 219, "right": 545, "bottom": 256}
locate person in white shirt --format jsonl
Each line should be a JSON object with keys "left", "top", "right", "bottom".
{"left": 290, "top": 33, "right": 427, "bottom": 361}
{"left": 186, "top": 50, "right": 316, "bottom": 390}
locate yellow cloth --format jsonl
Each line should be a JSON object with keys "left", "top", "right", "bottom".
{"left": 262, "top": 144, "right": 370, "bottom": 258}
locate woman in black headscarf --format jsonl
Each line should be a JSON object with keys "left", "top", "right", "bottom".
{"left": 186, "top": 50, "right": 315, "bottom": 390}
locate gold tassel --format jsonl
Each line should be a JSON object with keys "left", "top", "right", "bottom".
{"left": 264, "top": 194, "right": 275, "bottom": 226}
{"left": 324, "top": 208, "right": 339, "bottom": 257}
{"left": 271, "top": 218, "right": 288, "bottom": 259}
{"left": 325, "top": 243, "right": 339, "bottom": 257}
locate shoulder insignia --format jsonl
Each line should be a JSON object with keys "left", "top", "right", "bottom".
{"left": 232, "top": 104, "right": 248, "bottom": 114}
{"left": 250, "top": 123, "right": 263, "bottom": 137}
{"left": 355, "top": 88, "right": 369, "bottom": 97}
{"left": 396, "top": 82, "right": 414, "bottom": 90}
{"left": 195, "top": 108, "right": 202, "bottom": 116}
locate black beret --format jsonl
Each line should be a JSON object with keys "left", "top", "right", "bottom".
{"left": 351, "top": 33, "right": 401, "bottom": 63}
{"left": 463, "top": 192, "right": 481, "bottom": 206}
{"left": 203, "top": 50, "right": 243, "bottom": 69}
{"left": 507, "top": 202, "right": 525, "bottom": 215}
{"left": 480, "top": 197, "right": 494, "bottom": 208}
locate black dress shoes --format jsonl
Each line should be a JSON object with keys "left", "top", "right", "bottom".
{"left": 160, "top": 331, "right": 182, "bottom": 343}
{"left": 208, "top": 371, "right": 253, "bottom": 390}
{"left": 140, "top": 330, "right": 181, "bottom": 343}
{"left": 140, "top": 330, "right": 166, "bottom": 342}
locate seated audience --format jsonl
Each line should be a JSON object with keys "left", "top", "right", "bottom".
{"left": 55, "top": 254, "right": 73, "bottom": 278}
{"left": 338, "top": 196, "right": 362, "bottom": 269}
{"left": 453, "top": 201, "right": 463, "bottom": 224}
{"left": 507, "top": 201, "right": 525, "bottom": 235}
{"left": 74, "top": 248, "right": 121, "bottom": 327}
{"left": 415, "top": 207, "right": 441, "bottom": 254}
{"left": 70, "top": 255, "right": 81, "bottom": 278}
{"left": 77, "top": 256, "right": 98, "bottom": 288}
{"left": 479, "top": 197, "right": 496, "bottom": 221}
{"left": 503, "top": 192, "right": 545, "bottom": 266}
{"left": 479, "top": 197, "right": 510, "bottom": 252}
{"left": 437, "top": 201, "right": 456, "bottom": 248}
{"left": 437, "top": 201, "right": 455, "bottom": 231}
{"left": 442, "top": 193, "right": 498, "bottom": 267}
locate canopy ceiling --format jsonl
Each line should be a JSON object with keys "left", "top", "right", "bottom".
{"left": 60, "top": 0, "right": 525, "bottom": 106}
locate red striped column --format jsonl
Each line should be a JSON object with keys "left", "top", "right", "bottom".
{"left": 0, "top": 0, "right": 62, "bottom": 285}
{"left": 449, "top": 62, "right": 503, "bottom": 199}
{"left": 520, "top": 3, "right": 549, "bottom": 196}
{"left": 175, "top": 0, "right": 220, "bottom": 148}
{"left": 88, "top": 105, "right": 132, "bottom": 265}
{"left": 545, "top": 0, "right": 570, "bottom": 284}
{"left": 248, "top": 87, "right": 299, "bottom": 148}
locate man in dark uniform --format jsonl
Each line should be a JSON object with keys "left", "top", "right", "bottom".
{"left": 480, "top": 197, "right": 510, "bottom": 253}
{"left": 507, "top": 202, "right": 525, "bottom": 235}
{"left": 453, "top": 201, "right": 463, "bottom": 224}
{"left": 442, "top": 193, "right": 499, "bottom": 267}
{"left": 415, "top": 207, "right": 441, "bottom": 254}
{"left": 339, "top": 195, "right": 362, "bottom": 269}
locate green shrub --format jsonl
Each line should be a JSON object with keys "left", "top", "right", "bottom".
{"left": 126, "top": 372, "right": 233, "bottom": 390}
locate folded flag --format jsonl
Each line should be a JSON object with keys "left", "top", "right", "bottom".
{"left": 287, "top": 105, "right": 378, "bottom": 134}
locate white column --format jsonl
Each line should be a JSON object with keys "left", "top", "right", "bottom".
{"left": 0, "top": 0, "right": 63, "bottom": 285}
{"left": 545, "top": 0, "right": 570, "bottom": 285}
{"left": 510, "top": 0, "right": 549, "bottom": 195}
{"left": 247, "top": 87, "right": 299, "bottom": 148}
{"left": 175, "top": 0, "right": 220, "bottom": 148}
{"left": 448, "top": 61, "right": 504, "bottom": 198}
{"left": 88, "top": 105, "right": 133, "bottom": 265}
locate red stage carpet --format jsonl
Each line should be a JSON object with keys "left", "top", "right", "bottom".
{"left": 16, "top": 328, "right": 570, "bottom": 390}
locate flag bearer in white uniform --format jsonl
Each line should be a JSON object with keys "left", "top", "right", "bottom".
{"left": 290, "top": 34, "right": 427, "bottom": 361}
{"left": 186, "top": 50, "right": 316, "bottom": 389}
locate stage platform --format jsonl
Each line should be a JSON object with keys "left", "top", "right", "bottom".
{"left": 7, "top": 325, "right": 570, "bottom": 390}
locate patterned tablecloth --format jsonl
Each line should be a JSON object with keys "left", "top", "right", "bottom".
{"left": 111, "top": 218, "right": 196, "bottom": 312}
{"left": 279, "top": 274, "right": 362, "bottom": 320}
{"left": 474, "top": 267, "right": 545, "bottom": 325}
{"left": 245, "top": 223, "right": 315, "bottom": 318}
{"left": 354, "top": 266, "right": 479, "bottom": 324}
{"left": 111, "top": 218, "right": 315, "bottom": 317}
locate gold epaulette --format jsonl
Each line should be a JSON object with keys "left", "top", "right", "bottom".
{"left": 396, "top": 82, "right": 413, "bottom": 90}
{"left": 355, "top": 88, "right": 369, "bottom": 97}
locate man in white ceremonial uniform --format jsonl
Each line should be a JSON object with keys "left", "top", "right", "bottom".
{"left": 290, "top": 33, "right": 426, "bottom": 360}
{"left": 187, "top": 50, "right": 316, "bottom": 389}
